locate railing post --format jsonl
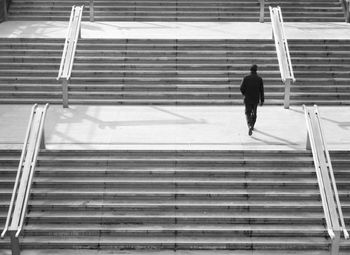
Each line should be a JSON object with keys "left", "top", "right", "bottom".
{"left": 89, "top": 0, "right": 94, "bottom": 22}
{"left": 40, "top": 130, "right": 45, "bottom": 149}
{"left": 78, "top": 24, "right": 82, "bottom": 39}
{"left": 62, "top": 79, "right": 69, "bottom": 108}
{"left": 306, "top": 131, "right": 311, "bottom": 150}
{"left": 331, "top": 230, "right": 341, "bottom": 255}
{"left": 259, "top": 0, "right": 265, "bottom": 23}
{"left": 283, "top": 78, "right": 291, "bottom": 109}
{"left": 2, "top": 0, "right": 8, "bottom": 21}
{"left": 347, "top": 0, "right": 350, "bottom": 23}
{"left": 10, "top": 231, "right": 20, "bottom": 255}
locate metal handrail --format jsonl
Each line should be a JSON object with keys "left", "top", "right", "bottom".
{"left": 1, "top": 104, "right": 37, "bottom": 239}
{"left": 67, "top": 6, "right": 83, "bottom": 79}
{"left": 270, "top": 6, "right": 295, "bottom": 83}
{"left": 277, "top": 7, "right": 295, "bottom": 82}
{"left": 303, "top": 105, "right": 334, "bottom": 239}
{"left": 15, "top": 103, "right": 49, "bottom": 237}
{"left": 57, "top": 6, "right": 75, "bottom": 80}
{"left": 57, "top": 5, "right": 83, "bottom": 108}
{"left": 57, "top": 5, "right": 83, "bottom": 80}
{"left": 314, "top": 106, "right": 349, "bottom": 239}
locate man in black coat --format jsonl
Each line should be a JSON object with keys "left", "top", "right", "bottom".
{"left": 240, "top": 64, "right": 264, "bottom": 136}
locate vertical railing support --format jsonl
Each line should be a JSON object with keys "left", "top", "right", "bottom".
{"left": 346, "top": 0, "right": 350, "bottom": 23}
{"left": 284, "top": 78, "right": 291, "bottom": 109}
{"left": 78, "top": 22, "right": 82, "bottom": 39}
{"left": 40, "top": 129, "right": 46, "bottom": 149}
{"left": 259, "top": 0, "right": 265, "bottom": 23}
{"left": 306, "top": 131, "right": 311, "bottom": 150}
{"left": 62, "top": 79, "right": 69, "bottom": 108}
{"left": 89, "top": 0, "right": 94, "bottom": 22}
{"left": 2, "top": 0, "right": 8, "bottom": 21}
{"left": 10, "top": 231, "right": 20, "bottom": 255}
{"left": 331, "top": 230, "right": 341, "bottom": 255}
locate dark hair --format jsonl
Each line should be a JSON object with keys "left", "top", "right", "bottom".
{"left": 250, "top": 64, "right": 258, "bottom": 73}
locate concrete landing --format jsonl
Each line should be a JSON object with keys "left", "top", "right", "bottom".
{"left": 0, "top": 21, "right": 350, "bottom": 39}
{"left": 0, "top": 105, "right": 349, "bottom": 151}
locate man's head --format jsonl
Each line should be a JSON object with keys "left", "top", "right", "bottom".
{"left": 250, "top": 64, "right": 258, "bottom": 73}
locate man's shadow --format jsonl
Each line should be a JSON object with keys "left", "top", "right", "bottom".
{"left": 250, "top": 128, "right": 301, "bottom": 149}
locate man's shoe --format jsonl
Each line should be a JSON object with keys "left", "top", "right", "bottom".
{"left": 248, "top": 127, "right": 253, "bottom": 136}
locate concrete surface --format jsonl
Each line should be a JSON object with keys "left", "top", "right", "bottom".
{"left": 0, "top": 21, "right": 350, "bottom": 39}
{"left": 0, "top": 105, "right": 348, "bottom": 151}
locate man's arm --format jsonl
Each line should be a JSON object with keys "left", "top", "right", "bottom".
{"left": 260, "top": 78, "right": 264, "bottom": 105}
{"left": 240, "top": 77, "right": 246, "bottom": 95}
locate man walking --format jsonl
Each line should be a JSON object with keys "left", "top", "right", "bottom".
{"left": 240, "top": 64, "right": 264, "bottom": 136}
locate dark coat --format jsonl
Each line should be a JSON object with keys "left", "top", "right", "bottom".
{"left": 240, "top": 72, "right": 264, "bottom": 105}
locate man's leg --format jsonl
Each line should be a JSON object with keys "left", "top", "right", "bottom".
{"left": 245, "top": 103, "right": 253, "bottom": 128}
{"left": 251, "top": 104, "right": 258, "bottom": 129}
{"left": 245, "top": 103, "right": 254, "bottom": 135}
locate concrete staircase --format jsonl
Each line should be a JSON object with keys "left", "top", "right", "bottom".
{"left": 289, "top": 40, "right": 350, "bottom": 105}
{"left": 0, "top": 150, "right": 19, "bottom": 247}
{"left": 332, "top": 151, "right": 350, "bottom": 229}
{"left": 266, "top": 0, "right": 344, "bottom": 22}
{"left": 0, "top": 149, "right": 349, "bottom": 253}
{"left": 0, "top": 38, "right": 350, "bottom": 105}
{"left": 7, "top": 0, "right": 344, "bottom": 22}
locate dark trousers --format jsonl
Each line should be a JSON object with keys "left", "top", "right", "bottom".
{"left": 245, "top": 103, "right": 258, "bottom": 129}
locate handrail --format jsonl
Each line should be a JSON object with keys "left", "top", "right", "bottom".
{"left": 57, "top": 5, "right": 83, "bottom": 80}
{"left": 270, "top": 6, "right": 295, "bottom": 109}
{"left": 270, "top": 6, "right": 295, "bottom": 82}
{"left": 68, "top": 7, "right": 83, "bottom": 79}
{"left": 1, "top": 104, "right": 37, "bottom": 239}
{"left": 304, "top": 105, "right": 334, "bottom": 238}
{"left": 15, "top": 104, "right": 49, "bottom": 238}
{"left": 1, "top": 104, "right": 49, "bottom": 255}
{"left": 304, "top": 105, "right": 349, "bottom": 254}
{"left": 314, "top": 106, "right": 349, "bottom": 240}
{"left": 340, "top": 0, "right": 350, "bottom": 22}
{"left": 57, "top": 6, "right": 75, "bottom": 81}
{"left": 278, "top": 8, "right": 294, "bottom": 82}
{"left": 57, "top": 5, "right": 83, "bottom": 108}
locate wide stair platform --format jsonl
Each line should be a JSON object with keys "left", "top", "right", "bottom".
{"left": 0, "top": 149, "right": 349, "bottom": 253}
{"left": 7, "top": 0, "right": 345, "bottom": 22}
{"left": 0, "top": 38, "right": 350, "bottom": 105}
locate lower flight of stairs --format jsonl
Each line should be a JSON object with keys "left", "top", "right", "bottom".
{"left": 0, "top": 38, "right": 350, "bottom": 105}
{"left": 7, "top": 0, "right": 345, "bottom": 22}
{"left": 0, "top": 149, "right": 349, "bottom": 253}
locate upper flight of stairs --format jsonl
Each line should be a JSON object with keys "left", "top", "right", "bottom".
{"left": 266, "top": 0, "right": 345, "bottom": 22}
{"left": 289, "top": 40, "right": 350, "bottom": 105}
{"left": 7, "top": 0, "right": 345, "bottom": 22}
{"left": 0, "top": 38, "right": 350, "bottom": 105}
{"left": 0, "top": 149, "right": 349, "bottom": 253}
